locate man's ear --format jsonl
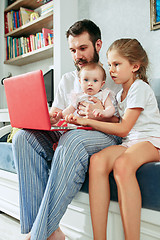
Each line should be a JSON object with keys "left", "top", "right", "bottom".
{"left": 132, "top": 63, "right": 140, "bottom": 73}
{"left": 95, "top": 39, "right": 102, "bottom": 53}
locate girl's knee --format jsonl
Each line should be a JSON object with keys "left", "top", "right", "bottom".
{"left": 89, "top": 152, "right": 110, "bottom": 176}
{"left": 113, "top": 154, "right": 135, "bottom": 184}
{"left": 89, "top": 153, "right": 99, "bottom": 167}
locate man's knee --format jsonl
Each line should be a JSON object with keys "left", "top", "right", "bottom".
{"left": 12, "top": 129, "right": 29, "bottom": 146}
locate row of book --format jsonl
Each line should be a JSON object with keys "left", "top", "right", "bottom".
{"left": 36, "top": 0, "right": 53, "bottom": 16}
{"left": 6, "top": 28, "right": 53, "bottom": 60}
{"left": 5, "top": 7, "right": 39, "bottom": 34}
{"left": 5, "top": 1, "right": 53, "bottom": 34}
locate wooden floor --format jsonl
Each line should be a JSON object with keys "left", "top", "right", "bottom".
{"left": 0, "top": 212, "right": 27, "bottom": 240}
{"left": 0, "top": 212, "right": 71, "bottom": 240}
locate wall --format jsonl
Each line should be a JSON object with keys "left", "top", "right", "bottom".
{"left": 79, "top": 0, "right": 160, "bottom": 80}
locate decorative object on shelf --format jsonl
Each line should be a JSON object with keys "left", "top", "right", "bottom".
{"left": 20, "top": 7, "right": 37, "bottom": 25}
{"left": 30, "top": 12, "right": 39, "bottom": 21}
{"left": 150, "top": 0, "right": 160, "bottom": 30}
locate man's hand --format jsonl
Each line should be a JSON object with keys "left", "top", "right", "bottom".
{"left": 77, "top": 96, "right": 104, "bottom": 119}
{"left": 49, "top": 111, "right": 62, "bottom": 126}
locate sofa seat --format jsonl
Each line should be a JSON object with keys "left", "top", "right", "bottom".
{"left": 81, "top": 162, "right": 160, "bottom": 211}
{"left": 0, "top": 142, "right": 16, "bottom": 174}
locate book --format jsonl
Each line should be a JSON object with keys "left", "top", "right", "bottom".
{"left": 16, "top": 11, "right": 20, "bottom": 28}
{"left": 29, "top": 34, "right": 35, "bottom": 51}
{"left": 13, "top": 10, "right": 17, "bottom": 29}
{"left": 4, "top": 12, "right": 9, "bottom": 34}
{"left": 42, "top": 28, "right": 53, "bottom": 46}
{"left": 20, "top": 7, "right": 35, "bottom": 25}
{"left": 48, "top": 33, "right": 53, "bottom": 45}
{"left": 6, "top": 37, "right": 9, "bottom": 60}
{"left": 5, "top": 10, "right": 20, "bottom": 33}
{"left": 7, "top": 11, "right": 13, "bottom": 32}
{"left": 35, "top": 0, "right": 53, "bottom": 16}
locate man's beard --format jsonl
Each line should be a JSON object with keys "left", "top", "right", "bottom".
{"left": 74, "top": 48, "right": 99, "bottom": 71}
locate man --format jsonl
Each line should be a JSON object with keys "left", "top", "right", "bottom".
{"left": 12, "top": 19, "right": 121, "bottom": 240}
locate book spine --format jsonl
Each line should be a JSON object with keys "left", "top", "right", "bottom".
{"left": 4, "top": 12, "right": 9, "bottom": 34}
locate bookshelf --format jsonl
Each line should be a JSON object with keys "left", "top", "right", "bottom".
{"left": 5, "top": 11, "right": 53, "bottom": 38}
{"left": 4, "top": 0, "right": 53, "bottom": 65}
{"left": 3, "top": 0, "right": 78, "bottom": 96}
{"left": 4, "top": 0, "right": 43, "bottom": 13}
{"left": 4, "top": 44, "right": 53, "bottom": 66}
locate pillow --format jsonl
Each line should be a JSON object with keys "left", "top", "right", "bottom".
{"left": 7, "top": 127, "right": 20, "bottom": 143}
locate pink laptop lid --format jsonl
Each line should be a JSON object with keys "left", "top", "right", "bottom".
{"left": 4, "top": 70, "right": 52, "bottom": 130}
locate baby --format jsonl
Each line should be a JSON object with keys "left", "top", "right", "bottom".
{"left": 53, "top": 62, "right": 116, "bottom": 123}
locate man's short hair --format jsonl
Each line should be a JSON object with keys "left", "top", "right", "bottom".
{"left": 66, "top": 19, "right": 101, "bottom": 45}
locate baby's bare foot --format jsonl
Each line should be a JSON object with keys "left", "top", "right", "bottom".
{"left": 48, "top": 227, "right": 65, "bottom": 240}
{"left": 24, "top": 232, "right": 31, "bottom": 240}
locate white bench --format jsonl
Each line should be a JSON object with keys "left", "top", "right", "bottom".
{"left": 0, "top": 125, "right": 160, "bottom": 239}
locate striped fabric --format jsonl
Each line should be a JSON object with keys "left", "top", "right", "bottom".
{"left": 12, "top": 128, "right": 121, "bottom": 239}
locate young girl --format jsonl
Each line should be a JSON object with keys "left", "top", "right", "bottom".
{"left": 52, "top": 62, "right": 116, "bottom": 125}
{"left": 65, "top": 38, "right": 160, "bottom": 240}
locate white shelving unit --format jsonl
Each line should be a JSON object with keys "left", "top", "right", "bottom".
{"left": 3, "top": 0, "right": 78, "bottom": 94}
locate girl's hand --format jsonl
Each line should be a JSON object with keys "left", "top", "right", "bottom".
{"left": 65, "top": 114, "right": 88, "bottom": 126}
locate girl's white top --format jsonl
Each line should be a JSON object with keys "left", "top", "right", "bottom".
{"left": 117, "top": 79, "right": 160, "bottom": 142}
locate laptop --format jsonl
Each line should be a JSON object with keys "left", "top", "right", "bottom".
{"left": 4, "top": 70, "right": 92, "bottom": 131}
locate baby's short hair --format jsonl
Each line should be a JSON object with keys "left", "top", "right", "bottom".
{"left": 78, "top": 62, "right": 106, "bottom": 81}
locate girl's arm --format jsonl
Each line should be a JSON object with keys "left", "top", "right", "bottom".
{"left": 93, "top": 96, "right": 115, "bottom": 118}
{"left": 65, "top": 108, "right": 142, "bottom": 138}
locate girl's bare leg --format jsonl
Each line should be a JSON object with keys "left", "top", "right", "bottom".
{"left": 89, "top": 145, "right": 126, "bottom": 240}
{"left": 113, "top": 141, "right": 160, "bottom": 240}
